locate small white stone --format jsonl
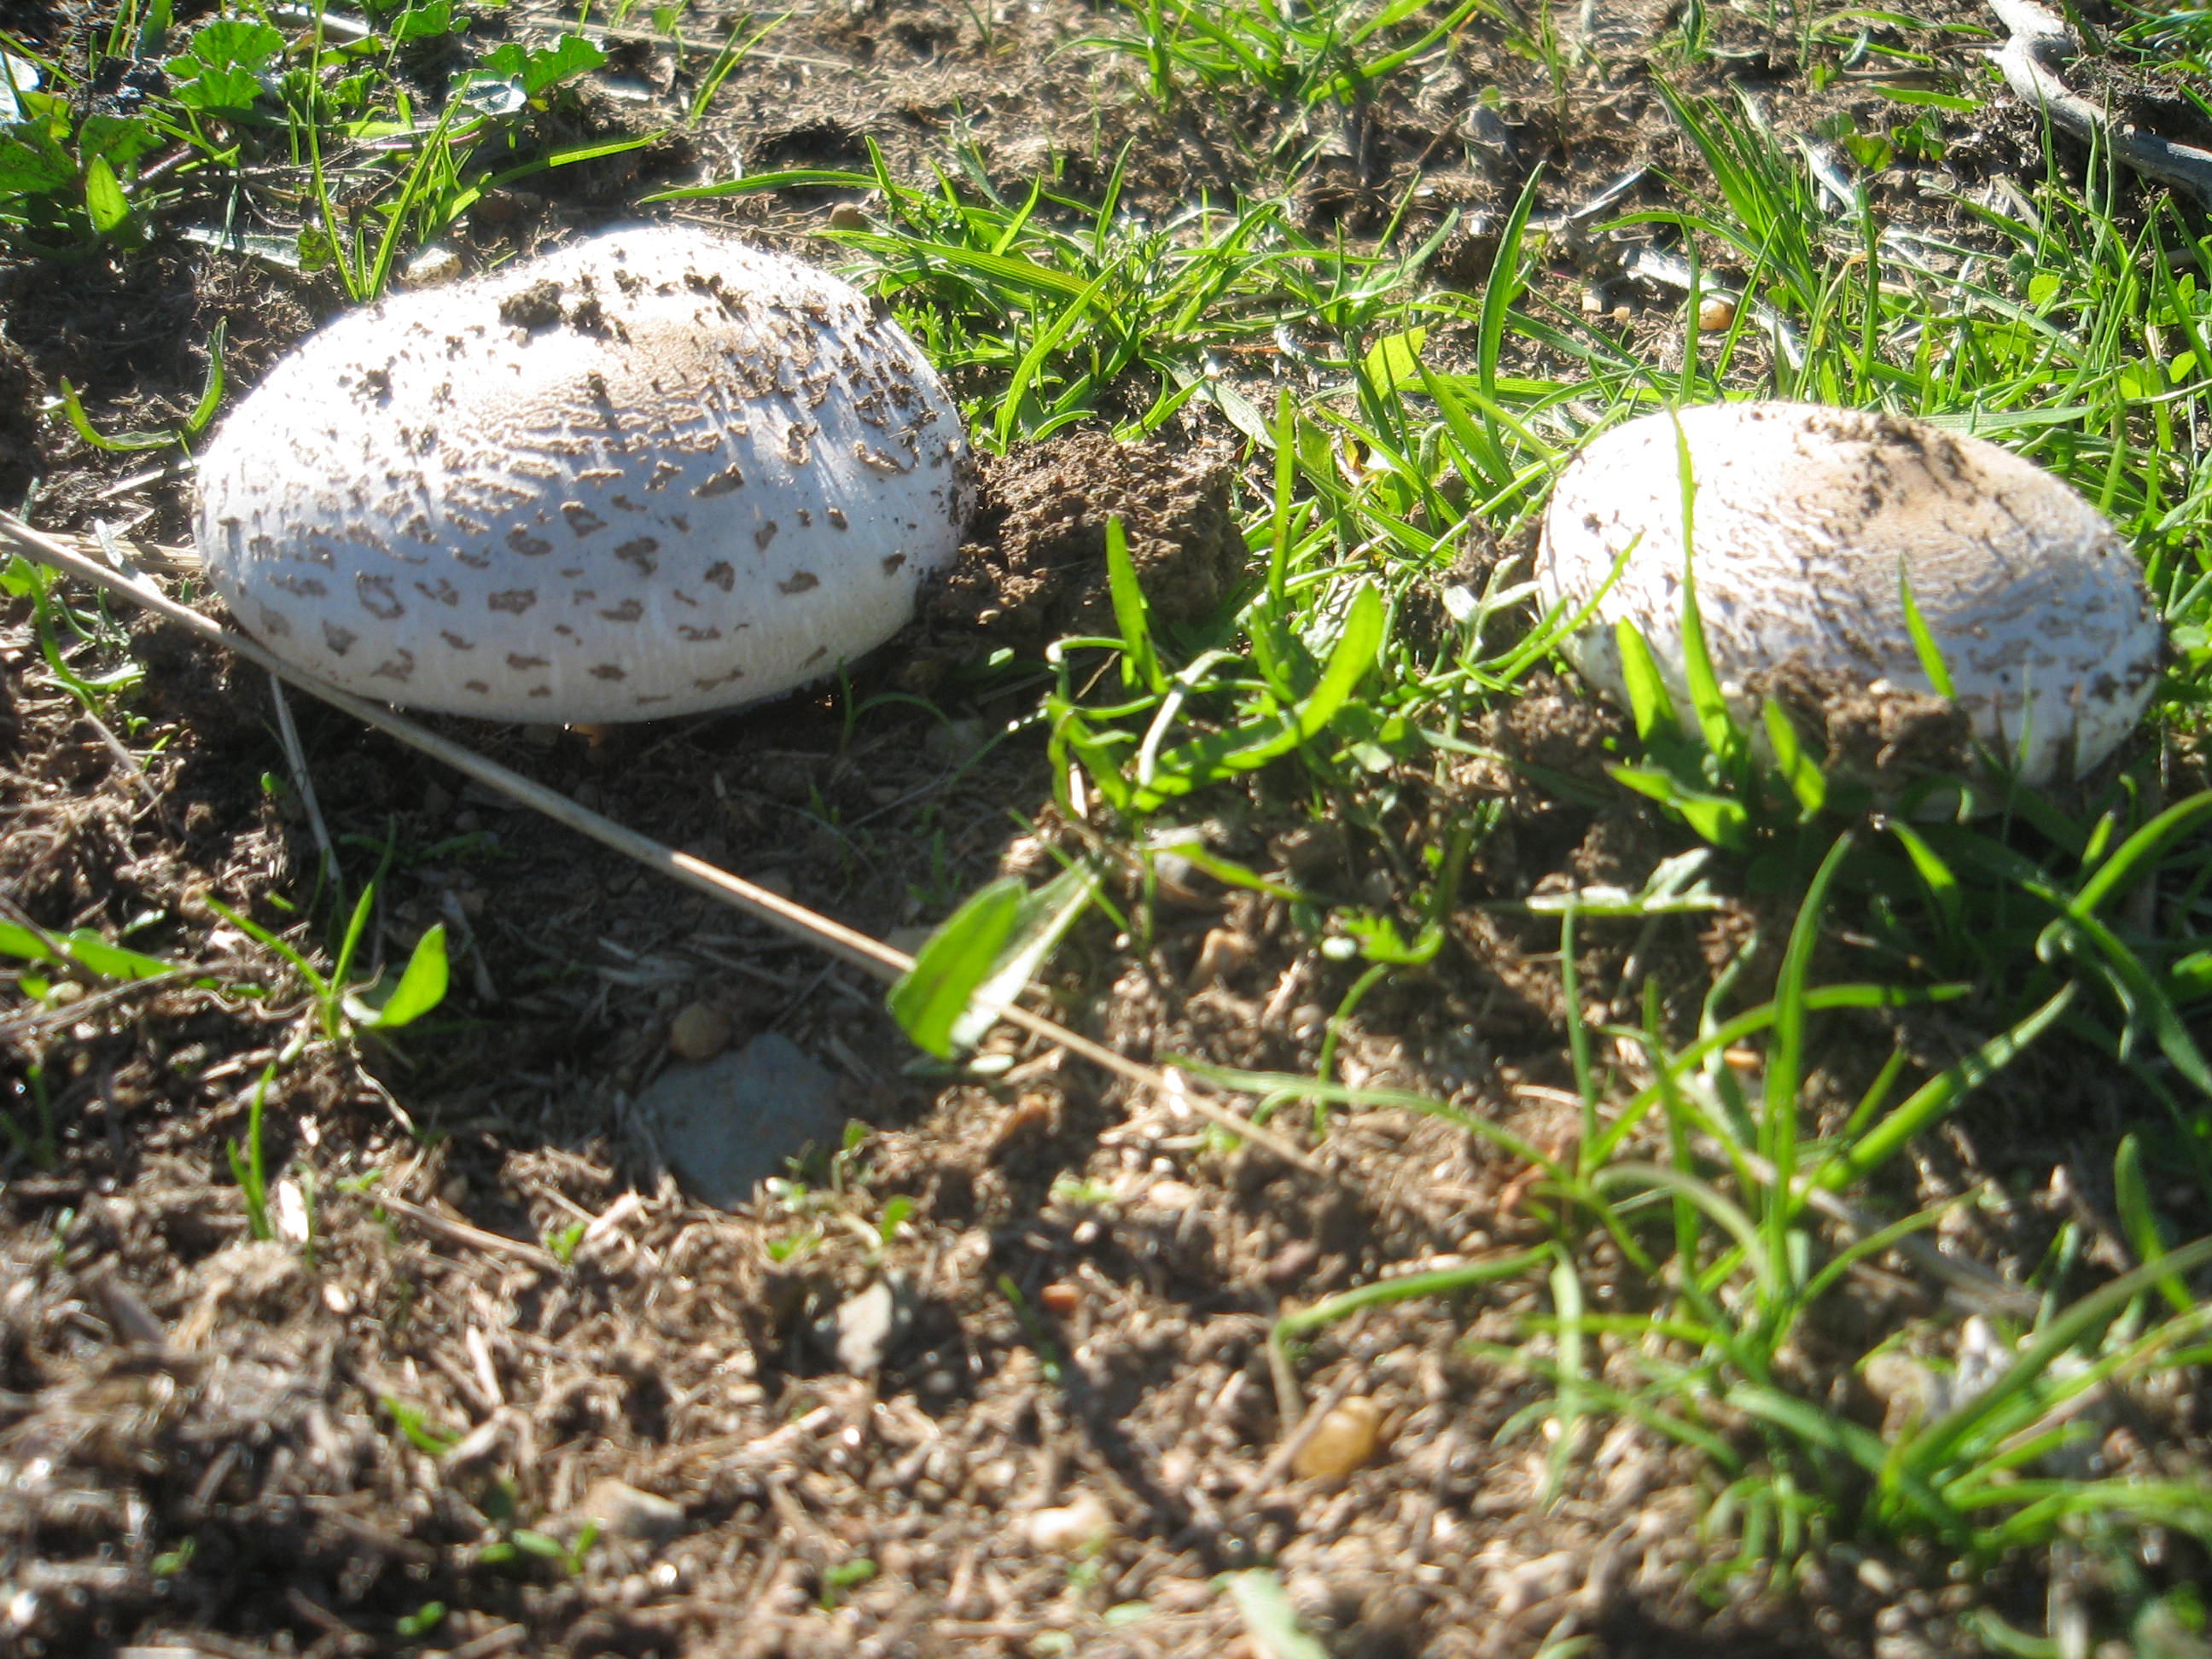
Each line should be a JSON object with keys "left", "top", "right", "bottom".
{"left": 274, "top": 1179, "right": 311, "bottom": 1243}
{"left": 572, "top": 1478, "right": 686, "bottom": 1545}
{"left": 1026, "top": 1493, "right": 1115, "bottom": 1553}
{"left": 397, "top": 243, "right": 463, "bottom": 287}
{"left": 1146, "top": 1179, "right": 1202, "bottom": 1211}
{"left": 1492, "top": 1549, "right": 1580, "bottom": 1615}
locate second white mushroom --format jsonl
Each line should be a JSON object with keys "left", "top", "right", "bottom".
{"left": 1534, "top": 401, "right": 2163, "bottom": 789}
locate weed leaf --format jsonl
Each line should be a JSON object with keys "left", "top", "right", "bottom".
{"left": 890, "top": 864, "right": 1100, "bottom": 1057}
{"left": 363, "top": 925, "right": 449, "bottom": 1031}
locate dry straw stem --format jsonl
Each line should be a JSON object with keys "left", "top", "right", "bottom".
{"left": 1988, "top": 0, "right": 2212, "bottom": 208}
{"left": 0, "top": 509, "right": 1320, "bottom": 1175}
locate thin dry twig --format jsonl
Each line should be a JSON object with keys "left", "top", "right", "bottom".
{"left": 1988, "top": 0, "right": 2212, "bottom": 208}
{"left": 265, "top": 672, "right": 337, "bottom": 880}
{"left": 0, "top": 509, "right": 1324, "bottom": 1175}
{"left": 369, "top": 1193, "right": 564, "bottom": 1273}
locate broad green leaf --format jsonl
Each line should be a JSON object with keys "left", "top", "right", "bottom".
{"left": 81, "top": 155, "right": 127, "bottom": 234}
{"left": 0, "top": 920, "right": 175, "bottom": 981}
{"left": 1360, "top": 325, "right": 1428, "bottom": 392}
{"left": 167, "top": 20, "right": 283, "bottom": 110}
{"left": 0, "top": 131, "right": 76, "bottom": 198}
{"left": 477, "top": 36, "right": 610, "bottom": 100}
{"left": 366, "top": 925, "right": 450, "bottom": 1030}
{"left": 75, "top": 113, "right": 161, "bottom": 172}
{"left": 392, "top": 1, "right": 457, "bottom": 40}
{"left": 887, "top": 880, "right": 1024, "bottom": 1058}
{"left": 946, "top": 863, "right": 1100, "bottom": 1051}
{"left": 888, "top": 865, "right": 1101, "bottom": 1057}
{"left": 1225, "top": 1571, "right": 1331, "bottom": 1659}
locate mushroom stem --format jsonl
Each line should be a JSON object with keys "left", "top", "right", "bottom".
{"left": 0, "top": 509, "right": 1322, "bottom": 1177}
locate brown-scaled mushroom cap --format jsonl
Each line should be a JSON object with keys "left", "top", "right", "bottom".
{"left": 1534, "top": 402, "right": 2163, "bottom": 789}
{"left": 195, "top": 224, "right": 973, "bottom": 723}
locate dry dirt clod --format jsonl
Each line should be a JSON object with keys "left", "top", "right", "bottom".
{"left": 921, "top": 431, "right": 1247, "bottom": 647}
{"left": 826, "top": 1278, "right": 908, "bottom": 1376}
{"left": 397, "top": 243, "right": 463, "bottom": 287}
{"left": 1491, "top": 1549, "right": 1582, "bottom": 1615}
{"left": 1188, "top": 926, "right": 1251, "bottom": 990}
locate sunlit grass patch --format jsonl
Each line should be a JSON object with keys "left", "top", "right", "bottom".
{"left": 0, "top": 3, "right": 653, "bottom": 285}
{"left": 868, "top": 19, "right": 2212, "bottom": 1631}
{"left": 8, "top": 0, "right": 2212, "bottom": 1644}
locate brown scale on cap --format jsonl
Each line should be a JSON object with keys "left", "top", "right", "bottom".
{"left": 196, "top": 224, "right": 975, "bottom": 723}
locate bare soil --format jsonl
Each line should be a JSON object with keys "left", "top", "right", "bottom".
{"left": 5, "top": 2, "right": 2211, "bottom": 1656}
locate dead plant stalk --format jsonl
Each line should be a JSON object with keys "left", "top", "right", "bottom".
{"left": 0, "top": 509, "right": 1321, "bottom": 1173}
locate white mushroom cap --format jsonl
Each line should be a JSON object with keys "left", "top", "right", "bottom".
{"left": 1534, "top": 402, "right": 2163, "bottom": 789}
{"left": 195, "top": 224, "right": 972, "bottom": 723}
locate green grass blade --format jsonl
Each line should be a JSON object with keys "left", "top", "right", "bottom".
{"left": 1130, "top": 581, "right": 1382, "bottom": 811}
{"left": 1897, "top": 1236, "right": 2212, "bottom": 1481}
{"left": 1899, "top": 566, "right": 1957, "bottom": 700}
{"left": 2112, "top": 1132, "right": 2192, "bottom": 1316}
{"left": 2072, "top": 789, "right": 2212, "bottom": 917}
{"left": 1818, "top": 982, "right": 2077, "bottom": 1190}
{"left": 1761, "top": 700, "right": 1827, "bottom": 816}
{"left": 1669, "top": 410, "right": 1741, "bottom": 765}
{"left": 1617, "top": 618, "right": 1683, "bottom": 743}
{"left": 1476, "top": 166, "right": 1542, "bottom": 399}
{"left": 1765, "top": 832, "right": 1854, "bottom": 1217}
{"left": 1104, "top": 515, "right": 1166, "bottom": 694}
{"left": 993, "top": 258, "right": 1119, "bottom": 446}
